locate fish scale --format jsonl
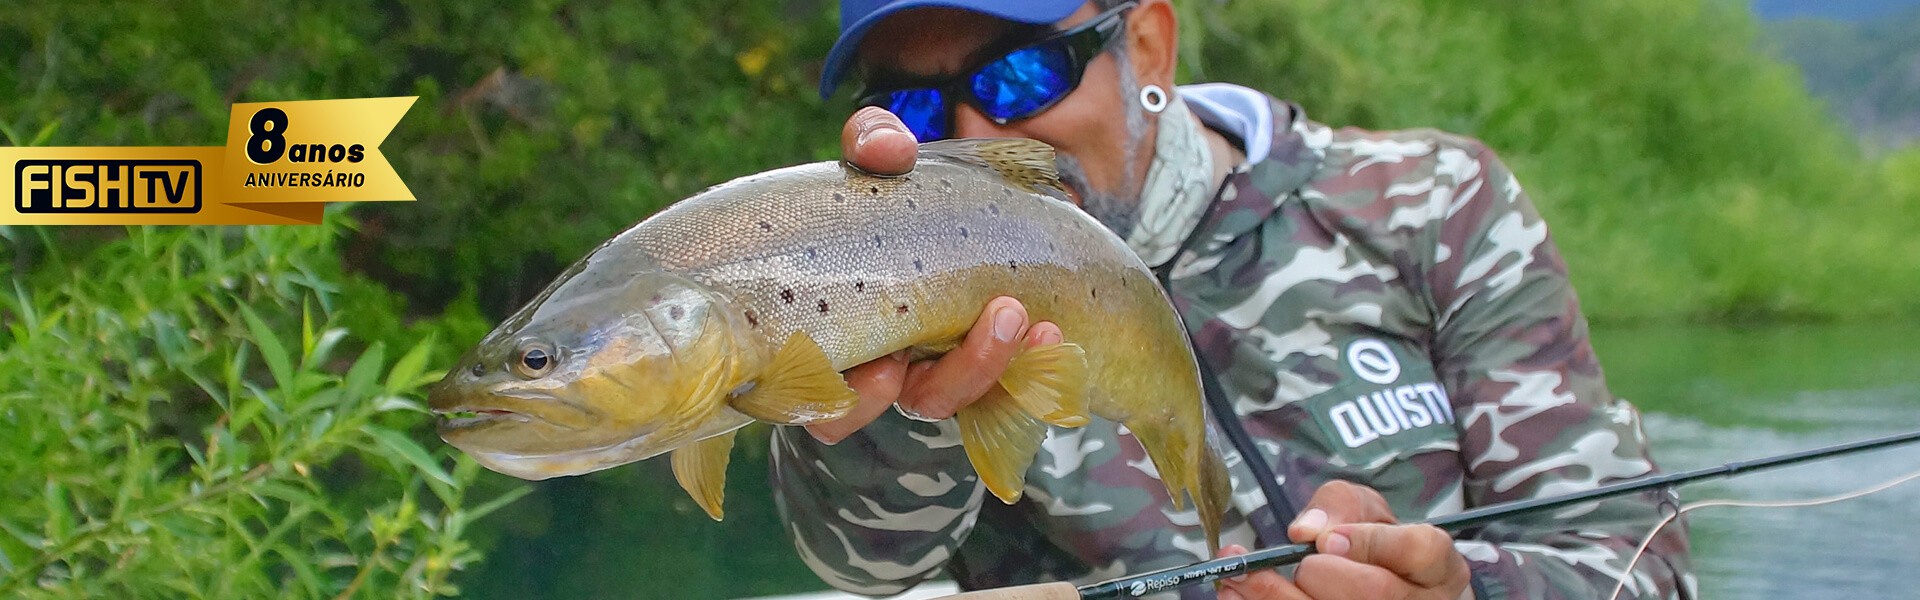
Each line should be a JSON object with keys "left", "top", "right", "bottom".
{"left": 429, "top": 138, "right": 1232, "bottom": 554}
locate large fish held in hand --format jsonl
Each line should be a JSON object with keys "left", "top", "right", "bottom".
{"left": 428, "top": 138, "right": 1231, "bottom": 550}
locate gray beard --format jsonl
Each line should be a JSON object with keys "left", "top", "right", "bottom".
{"left": 1057, "top": 50, "right": 1152, "bottom": 236}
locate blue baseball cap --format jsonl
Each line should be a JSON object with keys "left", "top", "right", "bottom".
{"left": 819, "top": 0, "right": 1089, "bottom": 99}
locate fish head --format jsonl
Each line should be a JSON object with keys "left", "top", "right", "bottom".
{"left": 429, "top": 266, "right": 747, "bottom": 480}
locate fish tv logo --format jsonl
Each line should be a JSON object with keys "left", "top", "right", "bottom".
{"left": 15, "top": 160, "right": 202, "bottom": 214}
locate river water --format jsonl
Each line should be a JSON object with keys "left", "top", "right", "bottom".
{"left": 1590, "top": 324, "right": 1920, "bottom": 599}
{"left": 458, "top": 324, "right": 1920, "bottom": 599}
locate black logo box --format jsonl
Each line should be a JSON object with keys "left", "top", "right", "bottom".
{"left": 15, "top": 159, "right": 203, "bottom": 213}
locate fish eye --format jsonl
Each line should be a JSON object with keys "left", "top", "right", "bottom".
{"left": 469, "top": 363, "right": 485, "bottom": 377}
{"left": 513, "top": 342, "right": 556, "bottom": 378}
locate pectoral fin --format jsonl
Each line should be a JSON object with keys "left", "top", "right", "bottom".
{"left": 670, "top": 430, "right": 738, "bottom": 521}
{"left": 956, "top": 342, "right": 1093, "bottom": 504}
{"left": 728, "top": 331, "right": 859, "bottom": 425}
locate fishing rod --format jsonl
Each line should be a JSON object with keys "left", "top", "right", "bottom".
{"left": 931, "top": 428, "right": 1920, "bottom": 600}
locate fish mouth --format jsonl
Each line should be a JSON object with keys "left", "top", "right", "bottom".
{"left": 433, "top": 407, "right": 533, "bottom": 431}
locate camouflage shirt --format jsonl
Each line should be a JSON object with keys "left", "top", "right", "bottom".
{"left": 770, "top": 85, "right": 1694, "bottom": 600}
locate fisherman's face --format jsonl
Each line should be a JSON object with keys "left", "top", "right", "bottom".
{"left": 855, "top": 1, "right": 1179, "bottom": 234}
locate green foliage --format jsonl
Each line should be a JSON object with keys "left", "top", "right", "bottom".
{"left": 1179, "top": 0, "right": 1920, "bottom": 323}
{"left": 0, "top": 221, "right": 526, "bottom": 598}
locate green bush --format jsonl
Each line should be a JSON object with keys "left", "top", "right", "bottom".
{"left": 1178, "top": 0, "right": 1920, "bottom": 323}
{"left": 0, "top": 220, "right": 522, "bottom": 598}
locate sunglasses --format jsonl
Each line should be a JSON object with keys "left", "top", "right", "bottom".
{"left": 856, "top": 2, "right": 1136, "bottom": 142}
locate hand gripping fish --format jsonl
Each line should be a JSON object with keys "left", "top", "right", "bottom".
{"left": 428, "top": 138, "right": 1232, "bottom": 551}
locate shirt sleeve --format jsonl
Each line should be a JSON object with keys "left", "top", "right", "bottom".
{"left": 768, "top": 411, "right": 985, "bottom": 597}
{"left": 1423, "top": 141, "right": 1695, "bottom": 600}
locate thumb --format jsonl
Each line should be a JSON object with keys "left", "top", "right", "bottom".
{"left": 842, "top": 107, "right": 918, "bottom": 175}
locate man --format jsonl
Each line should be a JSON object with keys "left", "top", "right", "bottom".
{"left": 769, "top": 1, "right": 1695, "bottom": 598}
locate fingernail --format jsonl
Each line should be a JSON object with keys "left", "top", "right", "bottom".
{"left": 855, "top": 118, "right": 899, "bottom": 147}
{"left": 1325, "top": 531, "right": 1350, "bottom": 556}
{"left": 806, "top": 427, "right": 840, "bottom": 446}
{"left": 1293, "top": 508, "right": 1327, "bottom": 533}
{"left": 991, "top": 307, "right": 1022, "bottom": 343}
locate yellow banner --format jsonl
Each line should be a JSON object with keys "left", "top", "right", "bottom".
{"left": 0, "top": 97, "right": 416, "bottom": 225}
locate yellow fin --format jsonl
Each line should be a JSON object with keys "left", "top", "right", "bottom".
{"left": 1128, "top": 422, "right": 1197, "bottom": 511}
{"left": 670, "top": 429, "right": 737, "bottom": 521}
{"left": 1196, "top": 438, "right": 1232, "bottom": 555}
{"left": 1125, "top": 420, "right": 1229, "bottom": 553}
{"left": 956, "top": 386, "right": 1047, "bottom": 504}
{"left": 919, "top": 138, "right": 1064, "bottom": 194}
{"left": 956, "top": 342, "right": 1093, "bottom": 504}
{"left": 729, "top": 331, "right": 859, "bottom": 425}
{"left": 1000, "top": 342, "right": 1091, "bottom": 428}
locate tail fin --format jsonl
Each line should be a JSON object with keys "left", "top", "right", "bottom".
{"left": 1130, "top": 421, "right": 1230, "bottom": 554}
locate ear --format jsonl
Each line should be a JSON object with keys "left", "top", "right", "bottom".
{"left": 1124, "top": 0, "right": 1180, "bottom": 91}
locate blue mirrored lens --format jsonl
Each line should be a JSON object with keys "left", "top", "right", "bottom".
{"left": 886, "top": 89, "right": 947, "bottom": 142}
{"left": 971, "top": 44, "right": 1073, "bottom": 121}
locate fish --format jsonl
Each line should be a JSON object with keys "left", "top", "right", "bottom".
{"left": 427, "top": 138, "right": 1231, "bottom": 551}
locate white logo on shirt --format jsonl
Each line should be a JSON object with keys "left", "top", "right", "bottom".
{"left": 1347, "top": 338, "right": 1401, "bottom": 385}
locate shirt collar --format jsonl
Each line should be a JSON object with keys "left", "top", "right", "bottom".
{"left": 1170, "top": 91, "right": 1327, "bottom": 268}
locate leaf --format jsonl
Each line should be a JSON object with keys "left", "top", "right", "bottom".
{"left": 364, "top": 426, "right": 456, "bottom": 487}
{"left": 240, "top": 306, "right": 293, "bottom": 396}
{"left": 28, "top": 119, "right": 61, "bottom": 147}
{"left": 344, "top": 342, "right": 387, "bottom": 398}
{"left": 384, "top": 336, "right": 437, "bottom": 396}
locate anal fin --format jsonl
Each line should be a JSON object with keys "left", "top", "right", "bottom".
{"left": 956, "top": 342, "right": 1093, "bottom": 504}
{"left": 729, "top": 331, "right": 859, "bottom": 425}
{"left": 671, "top": 429, "right": 738, "bottom": 521}
{"left": 999, "top": 342, "right": 1090, "bottom": 427}
{"left": 956, "top": 387, "right": 1047, "bottom": 504}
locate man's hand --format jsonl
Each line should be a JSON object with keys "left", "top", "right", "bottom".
{"left": 804, "top": 108, "right": 1065, "bottom": 444}
{"left": 1217, "top": 481, "right": 1473, "bottom": 600}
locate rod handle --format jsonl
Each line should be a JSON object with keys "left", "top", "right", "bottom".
{"left": 925, "top": 582, "right": 1080, "bottom": 600}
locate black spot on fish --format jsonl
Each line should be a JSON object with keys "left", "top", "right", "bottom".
{"left": 869, "top": 185, "right": 880, "bottom": 195}
{"left": 758, "top": 221, "right": 772, "bottom": 232}
{"left": 896, "top": 304, "right": 910, "bottom": 315}
{"left": 873, "top": 234, "right": 883, "bottom": 248}
{"left": 817, "top": 299, "right": 830, "bottom": 314}
{"left": 832, "top": 192, "right": 845, "bottom": 202}
{"left": 913, "top": 259, "right": 925, "bottom": 273}
{"left": 1008, "top": 260, "right": 1017, "bottom": 272}
{"left": 1002, "top": 188, "right": 1014, "bottom": 197}
{"left": 669, "top": 305, "right": 685, "bottom": 320}
{"left": 940, "top": 179, "right": 954, "bottom": 191}
{"left": 988, "top": 203, "right": 1000, "bottom": 217}
{"left": 781, "top": 288, "right": 795, "bottom": 304}
{"left": 1091, "top": 288, "right": 1099, "bottom": 299}
{"left": 855, "top": 281, "right": 865, "bottom": 292}
{"left": 958, "top": 227, "right": 969, "bottom": 238}
{"left": 906, "top": 198, "right": 916, "bottom": 209}
{"left": 745, "top": 311, "right": 759, "bottom": 327}
{"left": 807, "top": 247, "right": 819, "bottom": 259}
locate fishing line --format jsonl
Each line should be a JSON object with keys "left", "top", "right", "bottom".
{"left": 1606, "top": 464, "right": 1920, "bottom": 600}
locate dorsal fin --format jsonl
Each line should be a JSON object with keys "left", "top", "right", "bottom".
{"left": 919, "top": 138, "right": 1064, "bottom": 194}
